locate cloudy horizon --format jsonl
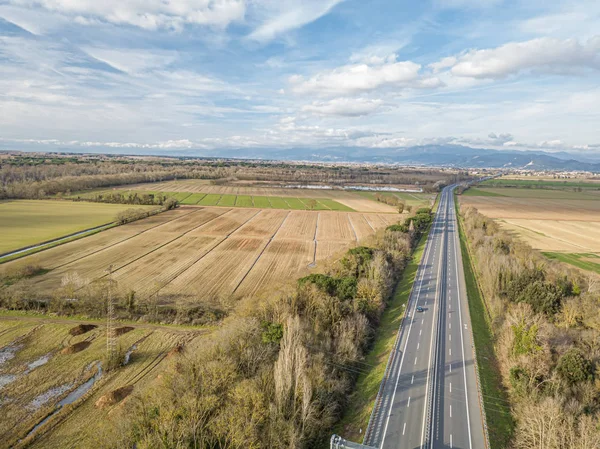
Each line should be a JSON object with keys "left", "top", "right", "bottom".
{"left": 1, "top": 0, "right": 599, "bottom": 157}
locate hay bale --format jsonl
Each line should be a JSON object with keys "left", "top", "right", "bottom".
{"left": 114, "top": 326, "right": 134, "bottom": 336}
{"left": 69, "top": 324, "right": 97, "bottom": 336}
{"left": 61, "top": 341, "right": 91, "bottom": 354}
{"left": 95, "top": 385, "right": 134, "bottom": 409}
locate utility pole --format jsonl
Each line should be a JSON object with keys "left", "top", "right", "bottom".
{"left": 106, "top": 265, "right": 116, "bottom": 363}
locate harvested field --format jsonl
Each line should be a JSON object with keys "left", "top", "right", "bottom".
{"left": 8, "top": 204, "right": 400, "bottom": 302}
{"left": 464, "top": 187, "right": 600, "bottom": 200}
{"left": 0, "top": 209, "right": 192, "bottom": 273}
{"left": 335, "top": 198, "right": 397, "bottom": 213}
{"left": 111, "top": 235, "right": 224, "bottom": 297}
{"left": 317, "top": 212, "right": 357, "bottom": 241}
{"left": 316, "top": 241, "right": 353, "bottom": 261}
{"left": 235, "top": 210, "right": 289, "bottom": 237}
{"left": 498, "top": 219, "right": 600, "bottom": 252}
{"left": 189, "top": 208, "right": 259, "bottom": 236}
{"left": 160, "top": 237, "right": 270, "bottom": 301}
{"left": 0, "top": 200, "right": 154, "bottom": 255}
{"left": 348, "top": 214, "right": 377, "bottom": 241}
{"left": 235, "top": 239, "right": 315, "bottom": 297}
{"left": 460, "top": 196, "right": 600, "bottom": 221}
{"left": 276, "top": 211, "right": 319, "bottom": 240}
{"left": 460, "top": 193, "right": 600, "bottom": 256}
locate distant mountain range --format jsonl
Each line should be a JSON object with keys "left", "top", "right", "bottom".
{"left": 5, "top": 144, "right": 600, "bottom": 171}
{"left": 165, "top": 145, "right": 600, "bottom": 171}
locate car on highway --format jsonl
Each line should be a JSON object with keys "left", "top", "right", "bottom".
{"left": 416, "top": 306, "right": 424, "bottom": 312}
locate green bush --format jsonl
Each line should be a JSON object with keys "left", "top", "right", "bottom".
{"left": 556, "top": 348, "right": 594, "bottom": 385}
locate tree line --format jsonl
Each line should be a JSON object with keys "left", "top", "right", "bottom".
{"left": 460, "top": 205, "right": 600, "bottom": 448}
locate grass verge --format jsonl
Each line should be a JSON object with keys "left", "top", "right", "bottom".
{"left": 542, "top": 252, "right": 600, "bottom": 274}
{"left": 334, "top": 228, "right": 430, "bottom": 442}
{"left": 456, "top": 195, "right": 515, "bottom": 449}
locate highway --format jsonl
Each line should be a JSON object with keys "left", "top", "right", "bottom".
{"left": 364, "top": 186, "right": 486, "bottom": 449}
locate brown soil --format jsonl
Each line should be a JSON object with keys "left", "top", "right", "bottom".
{"left": 114, "top": 326, "right": 134, "bottom": 336}
{"left": 167, "top": 345, "right": 184, "bottom": 357}
{"left": 68, "top": 324, "right": 97, "bottom": 336}
{"left": 95, "top": 385, "right": 134, "bottom": 409}
{"left": 61, "top": 341, "right": 92, "bottom": 354}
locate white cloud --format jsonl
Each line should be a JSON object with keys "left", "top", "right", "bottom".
{"left": 291, "top": 56, "right": 442, "bottom": 96}
{"left": 429, "top": 56, "right": 457, "bottom": 73}
{"left": 434, "top": 0, "right": 503, "bottom": 9}
{"left": 248, "top": 0, "right": 344, "bottom": 42}
{"left": 448, "top": 36, "right": 600, "bottom": 79}
{"left": 82, "top": 47, "right": 178, "bottom": 74}
{"left": 301, "top": 98, "right": 386, "bottom": 117}
{"left": 5, "top": 0, "right": 246, "bottom": 30}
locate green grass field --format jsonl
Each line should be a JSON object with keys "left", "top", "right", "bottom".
{"left": 180, "top": 193, "right": 206, "bottom": 205}
{"left": 235, "top": 195, "right": 254, "bottom": 207}
{"left": 0, "top": 200, "right": 152, "bottom": 255}
{"left": 456, "top": 197, "right": 515, "bottom": 448}
{"left": 197, "top": 194, "right": 221, "bottom": 206}
{"left": 216, "top": 194, "right": 236, "bottom": 207}
{"left": 335, "top": 227, "right": 430, "bottom": 442}
{"left": 68, "top": 189, "right": 355, "bottom": 211}
{"left": 252, "top": 196, "right": 271, "bottom": 208}
{"left": 542, "top": 252, "right": 600, "bottom": 274}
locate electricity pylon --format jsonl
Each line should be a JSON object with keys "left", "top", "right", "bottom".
{"left": 105, "top": 265, "right": 116, "bottom": 362}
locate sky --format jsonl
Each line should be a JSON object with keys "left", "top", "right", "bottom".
{"left": 0, "top": 0, "right": 599, "bottom": 157}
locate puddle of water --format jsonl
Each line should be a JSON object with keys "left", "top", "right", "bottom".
{"left": 26, "top": 354, "right": 51, "bottom": 372}
{"left": 28, "top": 384, "right": 73, "bottom": 410}
{"left": 0, "top": 374, "right": 16, "bottom": 389}
{"left": 25, "top": 362, "right": 103, "bottom": 439}
{"left": 57, "top": 363, "right": 102, "bottom": 407}
{"left": 123, "top": 345, "right": 137, "bottom": 365}
{"left": 0, "top": 345, "right": 22, "bottom": 366}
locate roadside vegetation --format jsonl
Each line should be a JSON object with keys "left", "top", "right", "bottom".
{"left": 456, "top": 200, "right": 514, "bottom": 448}
{"left": 459, "top": 204, "right": 600, "bottom": 448}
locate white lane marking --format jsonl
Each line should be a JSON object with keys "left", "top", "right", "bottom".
{"left": 450, "top": 434, "right": 453, "bottom": 448}
{"left": 411, "top": 375, "right": 414, "bottom": 384}
{"left": 449, "top": 322, "right": 451, "bottom": 329}
{"left": 450, "top": 382, "right": 452, "bottom": 392}
{"left": 414, "top": 357, "right": 418, "bottom": 365}
{"left": 380, "top": 211, "right": 439, "bottom": 448}
{"left": 449, "top": 363, "right": 452, "bottom": 372}
{"left": 449, "top": 334, "right": 452, "bottom": 341}
{"left": 420, "top": 329, "right": 422, "bottom": 336}
{"left": 417, "top": 342, "right": 420, "bottom": 350}
{"left": 407, "top": 396, "right": 411, "bottom": 408}
{"left": 452, "top": 195, "right": 474, "bottom": 449}
{"left": 421, "top": 193, "right": 447, "bottom": 448}
{"left": 450, "top": 404, "right": 452, "bottom": 417}
{"left": 449, "top": 348, "right": 452, "bottom": 356}
{"left": 402, "top": 422, "right": 407, "bottom": 435}
{"left": 422, "top": 319, "right": 424, "bottom": 325}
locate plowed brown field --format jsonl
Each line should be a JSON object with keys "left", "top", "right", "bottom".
{"left": 10, "top": 206, "right": 400, "bottom": 302}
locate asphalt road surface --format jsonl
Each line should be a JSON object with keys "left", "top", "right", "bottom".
{"left": 367, "top": 186, "right": 486, "bottom": 449}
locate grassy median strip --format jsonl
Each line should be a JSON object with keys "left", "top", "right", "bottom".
{"left": 334, "top": 228, "right": 430, "bottom": 442}
{"left": 456, "top": 196, "right": 515, "bottom": 449}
